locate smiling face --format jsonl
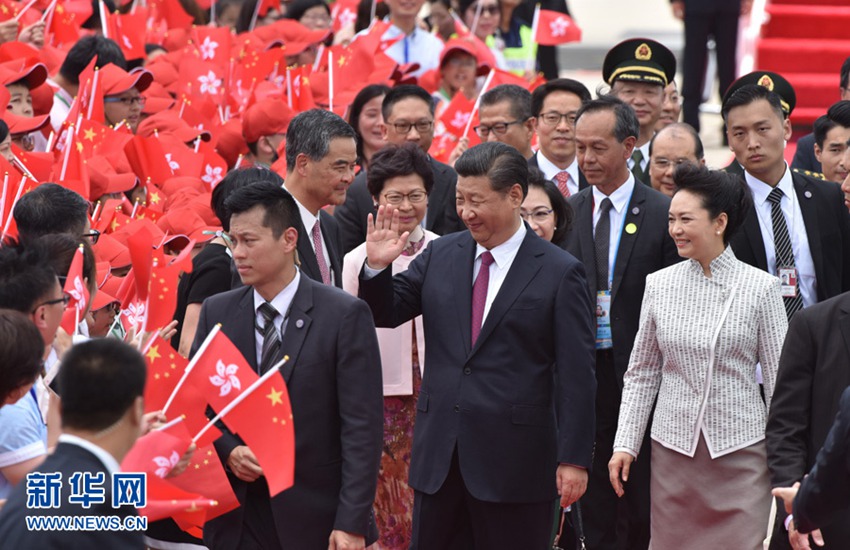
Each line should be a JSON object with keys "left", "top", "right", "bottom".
{"left": 520, "top": 185, "right": 555, "bottom": 241}
{"left": 456, "top": 175, "right": 522, "bottom": 249}
{"left": 655, "top": 82, "right": 681, "bottom": 131}
{"left": 104, "top": 89, "right": 143, "bottom": 131}
{"left": 536, "top": 90, "right": 583, "bottom": 168}
{"left": 441, "top": 51, "right": 477, "bottom": 95}
{"left": 463, "top": 0, "right": 500, "bottom": 41}
{"left": 648, "top": 128, "right": 702, "bottom": 197}
{"left": 357, "top": 94, "right": 386, "bottom": 159}
{"left": 299, "top": 136, "right": 358, "bottom": 212}
{"left": 726, "top": 98, "right": 791, "bottom": 185}
{"left": 668, "top": 189, "right": 727, "bottom": 265}
{"left": 382, "top": 96, "right": 435, "bottom": 151}
{"left": 611, "top": 80, "right": 663, "bottom": 132}
{"left": 376, "top": 173, "right": 428, "bottom": 235}
{"left": 815, "top": 124, "right": 850, "bottom": 184}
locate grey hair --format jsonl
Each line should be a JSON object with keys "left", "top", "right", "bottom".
{"left": 285, "top": 109, "right": 358, "bottom": 171}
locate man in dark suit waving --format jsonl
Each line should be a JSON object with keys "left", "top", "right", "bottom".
{"left": 564, "top": 95, "right": 680, "bottom": 550}
{"left": 193, "top": 182, "right": 383, "bottom": 550}
{"left": 359, "top": 142, "right": 596, "bottom": 548}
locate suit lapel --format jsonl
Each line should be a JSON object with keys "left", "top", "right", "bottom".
{"left": 840, "top": 300, "right": 850, "bottom": 362}
{"left": 470, "top": 231, "right": 543, "bottom": 356}
{"left": 453, "top": 234, "right": 476, "bottom": 353}
{"left": 320, "top": 211, "right": 342, "bottom": 286}
{"left": 792, "top": 173, "right": 825, "bottom": 295}
{"left": 573, "top": 192, "right": 597, "bottom": 298}
{"left": 426, "top": 158, "right": 445, "bottom": 231}
{"left": 296, "top": 219, "right": 322, "bottom": 283}
{"left": 742, "top": 202, "right": 769, "bottom": 271}
{"left": 278, "top": 275, "right": 314, "bottom": 383}
{"left": 233, "top": 288, "right": 259, "bottom": 370}
{"left": 578, "top": 168, "right": 589, "bottom": 191}
{"left": 611, "top": 184, "right": 645, "bottom": 300}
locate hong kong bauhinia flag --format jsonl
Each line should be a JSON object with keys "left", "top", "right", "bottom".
{"left": 534, "top": 9, "right": 582, "bottom": 46}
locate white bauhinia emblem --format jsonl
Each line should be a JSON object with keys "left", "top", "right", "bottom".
{"left": 202, "top": 164, "right": 223, "bottom": 186}
{"left": 165, "top": 153, "right": 180, "bottom": 171}
{"left": 200, "top": 37, "right": 219, "bottom": 60}
{"left": 450, "top": 111, "right": 470, "bottom": 129}
{"left": 338, "top": 8, "right": 356, "bottom": 28}
{"left": 122, "top": 35, "right": 133, "bottom": 50}
{"left": 153, "top": 451, "right": 180, "bottom": 478}
{"left": 123, "top": 301, "right": 146, "bottom": 329}
{"left": 198, "top": 71, "right": 222, "bottom": 95}
{"left": 550, "top": 17, "right": 570, "bottom": 37}
{"left": 210, "top": 360, "right": 241, "bottom": 397}
{"left": 68, "top": 276, "right": 86, "bottom": 309}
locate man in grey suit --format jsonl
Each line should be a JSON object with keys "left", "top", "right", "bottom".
{"left": 193, "top": 182, "right": 383, "bottom": 550}
{"left": 334, "top": 85, "right": 464, "bottom": 256}
{"left": 564, "top": 95, "right": 680, "bottom": 550}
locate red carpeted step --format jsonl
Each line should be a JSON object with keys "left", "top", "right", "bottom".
{"left": 769, "top": 0, "right": 850, "bottom": 5}
{"left": 758, "top": 39, "right": 850, "bottom": 74}
{"left": 784, "top": 73, "right": 841, "bottom": 110}
{"left": 763, "top": 5, "right": 850, "bottom": 40}
{"left": 791, "top": 107, "right": 825, "bottom": 127}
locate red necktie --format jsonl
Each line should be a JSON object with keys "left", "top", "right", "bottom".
{"left": 311, "top": 220, "right": 331, "bottom": 285}
{"left": 554, "top": 171, "right": 571, "bottom": 197}
{"left": 471, "top": 251, "right": 495, "bottom": 346}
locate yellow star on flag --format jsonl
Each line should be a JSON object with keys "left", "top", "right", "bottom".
{"left": 267, "top": 386, "right": 284, "bottom": 406}
{"left": 75, "top": 141, "right": 84, "bottom": 153}
{"left": 84, "top": 128, "right": 96, "bottom": 141}
{"left": 149, "top": 191, "right": 161, "bottom": 204}
{"left": 146, "top": 345, "right": 161, "bottom": 362}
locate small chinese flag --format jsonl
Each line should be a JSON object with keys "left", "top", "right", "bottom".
{"left": 534, "top": 9, "right": 582, "bottom": 46}
{"left": 143, "top": 335, "right": 189, "bottom": 413}
{"left": 142, "top": 474, "right": 219, "bottom": 527}
{"left": 167, "top": 442, "right": 239, "bottom": 521}
{"left": 60, "top": 245, "right": 89, "bottom": 334}
{"left": 146, "top": 249, "right": 191, "bottom": 332}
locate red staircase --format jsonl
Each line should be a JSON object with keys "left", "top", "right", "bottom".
{"left": 757, "top": 0, "right": 850, "bottom": 128}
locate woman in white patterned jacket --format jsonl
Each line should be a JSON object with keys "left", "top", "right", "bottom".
{"left": 608, "top": 163, "right": 788, "bottom": 549}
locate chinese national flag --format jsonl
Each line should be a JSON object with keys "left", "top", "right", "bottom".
{"left": 143, "top": 335, "right": 189, "bottom": 413}
{"left": 288, "top": 66, "right": 316, "bottom": 113}
{"left": 438, "top": 92, "right": 476, "bottom": 139}
{"left": 126, "top": 225, "right": 154, "bottom": 302}
{"left": 47, "top": 3, "right": 82, "bottom": 47}
{"left": 64, "top": 58, "right": 104, "bottom": 131}
{"left": 534, "top": 10, "right": 581, "bottom": 46}
{"left": 146, "top": 247, "right": 192, "bottom": 332}
{"left": 11, "top": 148, "right": 52, "bottom": 182}
{"left": 53, "top": 127, "right": 91, "bottom": 200}
{"left": 142, "top": 474, "right": 218, "bottom": 527}
{"left": 60, "top": 245, "right": 89, "bottom": 334}
{"left": 167, "top": 442, "right": 239, "bottom": 521}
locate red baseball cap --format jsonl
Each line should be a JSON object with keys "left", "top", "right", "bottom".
{"left": 93, "top": 233, "right": 132, "bottom": 268}
{"left": 137, "top": 111, "right": 211, "bottom": 143}
{"left": 100, "top": 64, "right": 153, "bottom": 96}
{"left": 242, "top": 98, "right": 294, "bottom": 144}
{"left": 156, "top": 207, "right": 219, "bottom": 243}
{"left": 141, "top": 81, "right": 176, "bottom": 115}
{"left": 0, "top": 61, "right": 48, "bottom": 89}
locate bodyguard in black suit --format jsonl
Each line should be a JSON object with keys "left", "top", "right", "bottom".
{"left": 193, "top": 183, "right": 383, "bottom": 550}
{"left": 767, "top": 292, "right": 850, "bottom": 549}
{"left": 335, "top": 85, "right": 464, "bottom": 256}
{"left": 722, "top": 79, "right": 850, "bottom": 310}
{"left": 359, "top": 142, "right": 596, "bottom": 549}
{"left": 565, "top": 96, "right": 680, "bottom": 550}
{"left": 281, "top": 109, "right": 361, "bottom": 288}
{"left": 0, "top": 339, "right": 148, "bottom": 548}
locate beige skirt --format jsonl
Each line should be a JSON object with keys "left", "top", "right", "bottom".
{"left": 649, "top": 435, "right": 771, "bottom": 550}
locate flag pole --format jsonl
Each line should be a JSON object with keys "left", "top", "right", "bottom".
{"left": 469, "top": 0, "right": 483, "bottom": 38}
{"left": 39, "top": 0, "right": 58, "bottom": 23}
{"left": 14, "top": 0, "right": 39, "bottom": 22}
{"left": 328, "top": 51, "right": 334, "bottom": 113}
{"left": 192, "top": 355, "right": 290, "bottom": 444}
{"left": 248, "top": 0, "right": 262, "bottom": 32}
{"left": 1, "top": 176, "right": 26, "bottom": 242}
{"left": 0, "top": 172, "right": 8, "bottom": 231}
{"left": 161, "top": 324, "right": 222, "bottom": 415}
{"left": 528, "top": 4, "right": 541, "bottom": 76}
{"left": 99, "top": 0, "right": 109, "bottom": 38}
{"left": 154, "top": 414, "right": 185, "bottom": 431}
{"left": 86, "top": 68, "right": 100, "bottom": 120}
{"left": 462, "top": 69, "right": 495, "bottom": 138}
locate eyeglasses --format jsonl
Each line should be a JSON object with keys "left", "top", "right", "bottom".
{"left": 651, "top": 158, "right": 695, "bottom": 170}
{"left": 387, "top": 120, "right": 434, "bottom": 135}
{"left": 474, "top": 119, "right": 524, "bottom": 138}
{"left": 82, "top": 229, "right": 101, "bottom": 244}
{"left": 104, "top": 96, "right": 146, "bottom": 107}
{"left": 520, "top": 208, "right": 553, "bottom": 223}
{"left": 33, "top": 293, "right": 71, "bottom": 312}
{"left": 538, "top": 111, "right": 577, "bottom": 127}
{"left": 382, "top": 190, "right": 427, "bottom": 205}
{"left": 470, "top": 4, "right": 499, "bottom": 15}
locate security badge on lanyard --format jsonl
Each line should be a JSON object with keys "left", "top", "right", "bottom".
{"left": 778, "top": 267, "right": 798, "bottom": 298}
{"left": 595, "top": 291, "right": 612, "bottom": 349}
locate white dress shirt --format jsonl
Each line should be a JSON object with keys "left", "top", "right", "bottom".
{"left": 592, "top": 175, "right": 635, "bottom": 287}
{"left": 745, "top": 165, "right": 816, "bottom": 307}
{"left": 627, "top": 141, "right": 650, "bottom": 173}
{"left": 57, "top": 434, "right": 121, "bottom": 475}
{"left": 473, "top": 222, "right": 527, "bottom": 323}
{"left": 379, "top": 22, "right": 442, "bottom": 77}
{"left": 284, "top": 185, "right": 334, "bottom": 285}
{"left": 537, "top": 151, "right": 580, "bottom": 196}
{"left": 253, "top": 270, "right": 300, "bottom": 365}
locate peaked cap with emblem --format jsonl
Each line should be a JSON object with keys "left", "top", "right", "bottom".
{"left": 722, "top": 71, "right": 796, "bottom": 116}
{"left": 602, "top": 38, "right": 676, "bottom": 87}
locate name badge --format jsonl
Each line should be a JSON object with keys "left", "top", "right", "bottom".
{"left": 778, "top": 267, "right": 798, "bottom": 298}
{"left": 596, "top": 291, "right": 612, "bottom": 349}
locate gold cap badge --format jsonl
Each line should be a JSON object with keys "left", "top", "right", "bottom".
{"left": 635, "top": 43, "right": 652, "bottom": 61}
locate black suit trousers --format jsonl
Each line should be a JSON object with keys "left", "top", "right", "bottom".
{"left": 580, "top": 349, "right": 651, "bottom": 550}
{"left": 682, "top": 11, "right": 739, "bottom": 132}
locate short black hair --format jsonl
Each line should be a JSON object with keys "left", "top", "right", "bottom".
{"left": 0, "top": 244, "right": 58, "bottom": 313}
{"left": 13, "top": 183, "right": 90, "bottom": 243}
{"left": 367, "top": 143, "right": 435, "bottom": 198}
{"left": 816, "top": 100, "right": 850, "bottom": 148}
{"left": 0, "top": 309, "right": 44, "bottom": 405}
{"left": 721, "top": 84, "right": 785, "bottom": 123}
{"left": 480, "top": 85, "right": 533, "bottom": 122}
{"left": 58, "top": 339, "right": 146, "bottom": 432}
{"left": 212, "top": 167, "right": 284, "bottom": 231}
{"left": 455, "top": 142, "right": 528, "bottom": 197}
{"left": 527, "top": 167, "right": 572, "bottom": 246}
{"left": 31, "top": 234, "right": 97, "bottom": 300}
{"left": 673, "top": 163, "right": 753, "bottom": 245}
{"left": 459, "top": 0, "right": 499, "bottom": 16}
{"left": 225, "top": 181, "right": 301, "bottom": 239}
{"left": 349, "top": 84, "right": 391, "bottom": 162}
{"left": 381, "top": 84, "right": 435, "bottom": 122}
{"left": 576, "top": 95, "right": 639, "bottom": 142}
{"left": 284, "top": 0, "right": 330, "bottom": 21}
{"left": 649, "top": 122, "right": 704, "bottom": 160}
{"left": 285, "top": 109, "right": 357, "bottom": 171}
{"left": 0, "top": 119, "right": 8, "bottom": 143}
{"left": 531, "top": 78, "right": 592, "bottom": 117}
{"left": 59, "top": 36, "right": 127, "bottom": 86}
{"left": 841, "top": 56, "right": 850, "bottom": 91}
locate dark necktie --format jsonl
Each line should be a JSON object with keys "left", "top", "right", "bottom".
{"left": 258, "top": 302, "right": 281, "bottom": 374}
{"left": 311, "top": 220, "right": 332, "bottom": 285}
{"left": 766, "top": 187, "right": 804, "bottom": 319}
{"left": 471, "top": 251, "right": 495, "bottom": 346}
{"left": 631, "top": 150, "right": 645, "bottom": 182}
{"left": 595, "top": 198, "right": 613, "bottom": 292}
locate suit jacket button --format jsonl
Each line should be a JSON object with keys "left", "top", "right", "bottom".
{"left": 454, "top": 404, "right": 460, "bottom": 412}
{"left": 463, "top": 367, "right": 471, "bottom": 375}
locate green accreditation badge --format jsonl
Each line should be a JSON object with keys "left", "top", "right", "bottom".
{"left": 596, "top": 290, "right": 612, "bottom": 349}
